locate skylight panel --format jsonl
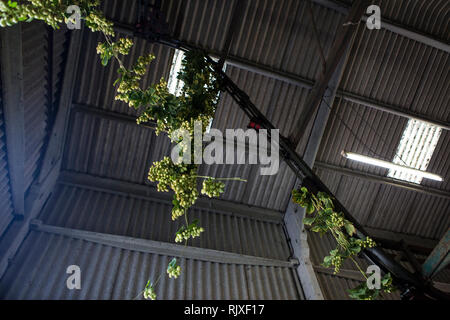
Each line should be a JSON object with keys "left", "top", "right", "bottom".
{"left": 167, "top": 49, "right": 227, "bottom": 133}
{"left": 167, "top": 49, "right": 185, "bottom": 96}
{"left": 387, "top": 119, "right": 442, "bottom": 184}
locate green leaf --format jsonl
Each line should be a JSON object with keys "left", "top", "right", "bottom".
{"left": 311, "top": 225, "right": 322, "bottom": 233}
{"left": 7, "top": 1, "right": 17, "bottom": 8}
{"left": 344, "top": 222, "right": 356, "bottom": 236}
{"left": 306, "top": 202, "right": 315, "bottom": 214}
{"left": 168, "top": 258, "right": 177, "bottom": 268}
{"left": 349, "top": 245, "right": 361, "bottom": 255}
{"left": 322, "top": 255, "right": 332, "bottom": 267}
{"left": 303, "top": 217, "right": 316, "bottom": 226}
{"left": 101, "top": 55, "right": 109, "bottom": 66}
{"left": 0, "top": 2, "right": 8, "bottom": 12}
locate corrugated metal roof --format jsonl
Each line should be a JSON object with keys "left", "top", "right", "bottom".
{"left": 22, "top": 22, "right": 49, "bottom": 192}
{"left": 59, "top": 0, "right": 450, "bottom": 300}
{"left": 348, "top": 0, "right": 450, "bottom": 43}
{"left": 63, "top": 110, "right": 170, "bottom": 185}
{"left": 1, "top": 0, "right": 448, "bottom": 300}
{"left": 38, "top": 184, "right": 291, "bottom": 261}
{"left": 0, "top": 230, "right": 303, "bottom": 300}
{"left": 0, "top": 84, "right": 14, "bottom": 236}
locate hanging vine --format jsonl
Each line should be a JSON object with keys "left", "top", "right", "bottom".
{"left": 0, "top": 0, "right": 248, "bottom": 300}
{"left": 292, "top": 186, "right": 396, "bottom": 300}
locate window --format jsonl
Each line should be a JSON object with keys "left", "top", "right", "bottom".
{"left": 387, "top": 119, "right": 442, "bottom": 184}
{"left": 167, "top": 49, "right": 185, "bottom": 96}
{"left": 167, "top": 49, "right": 227, "bottom": 133}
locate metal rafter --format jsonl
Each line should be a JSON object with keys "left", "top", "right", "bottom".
{"left": 310, "top": 0, "right": 450, "bottom": 53}
{"left": 0, "top": 29, "right": 83, "bottom": 280}
{"left": 314, "top": 161, "right": 450, "bottom": 200}
{"left": 0, "top": 24, "right": 25, "bottom": 216}
{"left": 288, "top": 0, "right": 369, "bottom": 147}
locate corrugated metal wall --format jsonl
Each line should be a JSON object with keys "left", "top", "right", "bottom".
{"left": 22, "top": 22, "right": 49, "bottom": 192}
{"left": 0, "top": 182, "right": 303, "bottom": 300}
{"left": 39, "top": 184, "right": 291, "bottom": 260}
{"left": 0, "top": 231, "right": 302, "bottom": 300}
{"left": 0, "top": 80, "right": 14, "bottom": 236}
{"left": 1, "top": 0, "right": 448, "bottom": 300}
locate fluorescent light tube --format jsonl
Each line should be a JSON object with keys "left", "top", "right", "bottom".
{"left": 341, "top": 151, "right": 443, "bottom": 182}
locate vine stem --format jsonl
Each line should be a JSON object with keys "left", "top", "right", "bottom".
{"left": 133, "top": 273, "right": 163, "bottom": 300}
{"left": 153, "top": 273, "right": 163, "bottom": 287}
{"left": 350, "top": 256, "right": 368, "bottom": 280}
{"left": 193, "top": 176, "right": 247, "bottom": 182}
{"left": 184, "top": 210, "right": 189, "bottom": 247}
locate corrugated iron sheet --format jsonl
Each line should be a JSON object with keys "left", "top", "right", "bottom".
{"left": 364, "top": 0, "right": 450, "bottom": 42}
{"left": 38, "top": 184, "right": 291, "bottom": 260}
{"left": 0, "top": 230, "right": 303, "bottom": 300}
{"left": 22, "top": 22, "right": 48, "bottom": 192}
{"left": 0, "top": 84, "right": 14, "bottom": 236}
{"left": 63, "top": 110, "right": 170, "bottom": 185}
{"left": 7, "top": 0, "right": 447, "bottom": 300}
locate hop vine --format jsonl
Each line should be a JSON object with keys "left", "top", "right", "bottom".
{"left": 292, "top": 187, "right": 395, "bottom": 299}
{"left": 175, "top": 220, "right": 205, "bottom": 243}
{"left": 201, "top": 178, "right": 225, "bottom": 198}
{"left": 167, "top": 258, "right": 182, "bottom": 279}
{"left": 143, "top": 280, "right": 157, "bottom": 300}
{"left": 2, "top": 1, "right": 246, "bottom": 300}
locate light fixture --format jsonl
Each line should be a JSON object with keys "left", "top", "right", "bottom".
{"left": 341, "top": 151, "right": 443, "bottom": 182}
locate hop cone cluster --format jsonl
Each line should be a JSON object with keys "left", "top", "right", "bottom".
{"left": 201, "top": 178, "right": 225, "bottom": 198}
{"left": 143, "top": 284, "right": 156, "bottom": 300}
{"left": 148, "top": 157, "right": 198, "bottom": 211}
{"left": 167, "top": 264, "right": 181, "bottom": 279}
{"left": 175, "top": 223, "right": 204, "bottom": 243}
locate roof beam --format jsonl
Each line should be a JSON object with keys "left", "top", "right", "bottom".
{"left": 422, "top": 228, "right": 450, "bottom": 279}
{"left": 0, "top": 158, "right": 60, "bottom": 279}
{"left": 314, "top": 161, "right": 450, "bottom": 200}
{"left": 58, "top": 171, "right": 283, "bottom": 223}
{"left": 282, "top": 2, "right": 361, "bottom": 299}
{"left": 0, "top": 29, "right": 82, "bottom": 280}
{"left": 30, "top": 219, "right": 295, "bottom": 268}
{"left": 313, "top": 265, "right": 450, "bottom": 293}
{"left": 36, "top": 30, "right": 83, "bottom": 185}
{"left": 0, "top": 24, "right": 25, "bottom": 216}
{"left": 364, "top": 226, "right": 439, "bottom": 253}
{"left": 224, "top": 56, "right": 450, "bottom": 131}
{"left": 310, "top": 0, "right": 450, "bottom": 53}
{"left": 337, "top": 91, "right": 450, "bottom": 130}
{"left": 288, "top": 0, "right": 369, "bottom": 147}
{"left": 220, "top": 0, "right": 248, "bottom": 59}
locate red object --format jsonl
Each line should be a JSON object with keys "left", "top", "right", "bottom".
{"left": 248, "top": 120, "right": 262, "bottom": 130}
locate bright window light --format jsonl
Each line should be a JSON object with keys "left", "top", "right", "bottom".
{"left": 167, "top": 49, "right": 185, "bottom": 96}
{"left": 387, "top": 119, "right": 442, "bottom": 183}
{"left": 167, "top": 49, "right": 227, "bottom": 133}
{"left": 342, "top": 151, "right": 443, "bottom": 182}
